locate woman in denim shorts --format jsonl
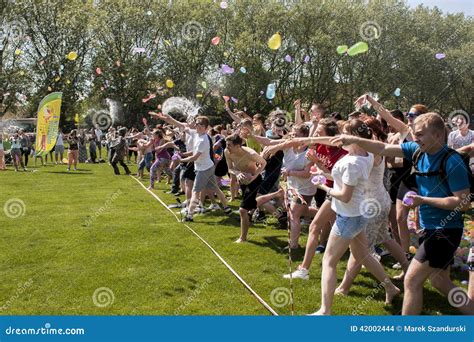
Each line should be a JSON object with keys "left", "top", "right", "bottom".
{"left": 309, "top": 119, "right": 400, "bottom": 315}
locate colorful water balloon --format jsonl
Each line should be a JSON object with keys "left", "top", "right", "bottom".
{"left": 133, "top": 47, "right": 146, "bottom": 54}
{"left": 211, "top": 36, "right": 220, "bottom": 46}
{"left": 67, "top": 51, "right": 78, "bottom": 61}
{"left": 394, "top": 88, "right": 401, "bottom": 97}
{"left": 14, "top": 49, "right": 23, "bottom": 55}
{"left": 304, "top": 55, "right": 310, "bottom": 63}
{"left": 311, "top": 175, "right": 327, "bottom": 185}
{"left": 435, "top": 53, "right": 446, "bottom": 60}
{"left": 220, "top": 1, "right": 228, "bottom": 9}
{"left": 196, "top": 94, "right": 203, "bottom": 98}
{"left": 96, "top": 67, "right": 102, "bottom": 75}
{"left": 347, "top": 42, "right": 369, "bottom": 56}
{"left": 201, "top": 81, "right": 207, "bottom": 89}
{"left": 284, "top": 54, "right": 292, "bottom": 63}
{"left": 166, "top": 79, "right": 174, "bottom": 88}
{"left": 403, "top": 191, "right": 418, "bottom": 206}
{"left": 268, "top": 33, "right": 282, "bottom": 50}
{"left": 266, "top": 83, "right": 276, "bottom": 100}
{"left": 240, "top": 66, "right": 246, "bottom": 73}
{"left": 231, "top": 97, "right": 238, "bottom": 103}
{"left": 336, "top": 45, "right": 348, "bottom": 54}
{"left": 221, "top": 64, "right": 234, "bottom": 74}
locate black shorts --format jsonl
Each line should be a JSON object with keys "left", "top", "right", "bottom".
{"left": 414, "top": 228, "right": 463, "bottom": 269}
{"left": 258, "top": 167, "right": 281, "bottom": 195}
{"left": 314, "top": 188, "right": 327, "bottom": 208}
{"left": 214, "top": 158, "right": 228, "bottom": 177}
{"left": 240, "top": 175, "right": 263, "bottom": 211}
{"left": 181, "top": 162, "right": 196, "bottom": 181}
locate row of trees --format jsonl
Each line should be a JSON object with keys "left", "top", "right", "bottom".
{"left": 1, "top": 0, "right": 473, "bottom": 128}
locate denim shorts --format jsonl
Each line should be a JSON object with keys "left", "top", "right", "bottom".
{"left": 332, "top": 214, "right": 369, "bottom": 239}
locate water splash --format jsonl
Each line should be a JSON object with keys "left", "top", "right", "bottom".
{"left": 162, "top": 97, "right": 200, "bottom": 117}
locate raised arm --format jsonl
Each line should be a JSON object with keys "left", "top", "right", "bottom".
{"left": 357, "top": 94, "right": 410, "bottom": 136}
{"left": 148, "top": 111, "right": 186, "bottom": 130}
{"left": 294, "top": 99, "right": 303, "bottom": 124}
{"left": 331, "top": 134, "right": 405, "bottom": 158}
{"left": 224, "top": 99, "right": 242, "bottom": 124}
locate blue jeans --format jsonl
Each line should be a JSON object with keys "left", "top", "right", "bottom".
{"left": 138, "top": 152, "right": 153, "bottom": 172}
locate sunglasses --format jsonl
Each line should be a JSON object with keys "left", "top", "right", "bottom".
{"left": 406, "top": 112, "right": 418, "bottom": 119}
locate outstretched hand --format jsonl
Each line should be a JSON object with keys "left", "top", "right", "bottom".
{"left": 148, "top": 111, "right": 167, "bottom": 120}
{"left": 330, "top": 134, "right": 353, "bottom": 147}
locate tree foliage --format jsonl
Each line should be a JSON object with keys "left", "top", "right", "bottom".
{"left": 0, "top": 0, "right": 472, "bottom": 128}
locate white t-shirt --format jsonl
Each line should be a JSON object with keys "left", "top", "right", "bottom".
{"left": 448, "top": 129, "right": 474, "bottom": 150}
{"left": 185, "top": 129, "right": 197, "bottom": 152}
{"left": 331, "top": 153, "right": 374, "bottom": 217}
{"left": 193, "top": 133, "right": 214, "bottom": 171}
{"left": 95, "top": 128, "right": 103, "bottom": 141}
{"left": 56, "top": 133, "right": 64, "bottom": 146}
{"left": 283, "top": 147, "right": 317, "bottom": 196}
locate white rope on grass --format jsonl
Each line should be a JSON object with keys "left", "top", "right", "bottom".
{"left": 130, "top": 176, "right": 279, "bottom": 316}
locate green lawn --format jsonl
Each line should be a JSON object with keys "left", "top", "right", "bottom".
{"left": 0, "top": 163, "right": 468, "bottom": 315}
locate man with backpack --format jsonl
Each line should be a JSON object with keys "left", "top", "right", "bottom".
{"left": 332, "top": 112, "right": 473, "bottom": 315}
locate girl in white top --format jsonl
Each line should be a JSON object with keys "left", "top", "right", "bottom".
{"left": 309, "top": 119, "right": 400, "bottom": 315}
{"left": 336, "top": 118, "right": 410, "bottom": 296}
{"left": 261, "top": 124, "right": 318, "bottom": 249}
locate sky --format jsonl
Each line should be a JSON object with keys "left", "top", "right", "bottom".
{"left": 407, "top": 0, "right": 473, "bottom": 16}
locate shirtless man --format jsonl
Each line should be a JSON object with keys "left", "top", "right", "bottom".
{"left": 225, "top": 134, "right": 267, "bottom": 243}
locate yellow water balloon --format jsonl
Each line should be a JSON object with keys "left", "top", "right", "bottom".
{"left": 166, "top": 79, "right": 174, "bottom": 88}
{"left": 15, "top": 49, "right": 23, "bottom": 55}
{"left": 67, "top": 51, "right": 78, "bottom": 61}
{"left": 268, "top": 33, "right": 282, "bottom": 50}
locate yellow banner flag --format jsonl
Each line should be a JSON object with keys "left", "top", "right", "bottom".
{"left": 35, "top": 92, "right": 62, "bottom": 156}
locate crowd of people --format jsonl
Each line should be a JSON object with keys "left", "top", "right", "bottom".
{"left": 1, "top": 94, "right": 473, "bottom": 316}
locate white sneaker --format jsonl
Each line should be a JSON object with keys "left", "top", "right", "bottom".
{"left": 180, "top": 208, "right": 188, "bottom": 215}
{"left": 208, "top": 203, "right": 220, "bottom": 211}
{"left": 283, "top": 267, "right": 309, "bottom": 280}
{"left": 392, "top": 262, "right": 402, "bottom": 270}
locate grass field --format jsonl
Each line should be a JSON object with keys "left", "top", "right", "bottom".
{"left": 0, "top": 163, "right": 469, "bottom": 315}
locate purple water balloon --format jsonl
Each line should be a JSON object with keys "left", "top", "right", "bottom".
{"left": 435, "top": 53, "right": 446, "bottom": 60}
{"left": 284, "top": 54, "right": 292, "bottom": 63}
{"left": 304, "top": 55, "right": 310, "bottom": 63}
{"left": 221, "top": 64, "right": 234, "bottom": 74}
{"left": 231, "top": 97, "right": 238, "bottom": 103}
{"left": 403, "top": 191, "right": 418, "bottom": 206}
{"left": 311, "top": 175, "right": 327, "bottom": 185}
